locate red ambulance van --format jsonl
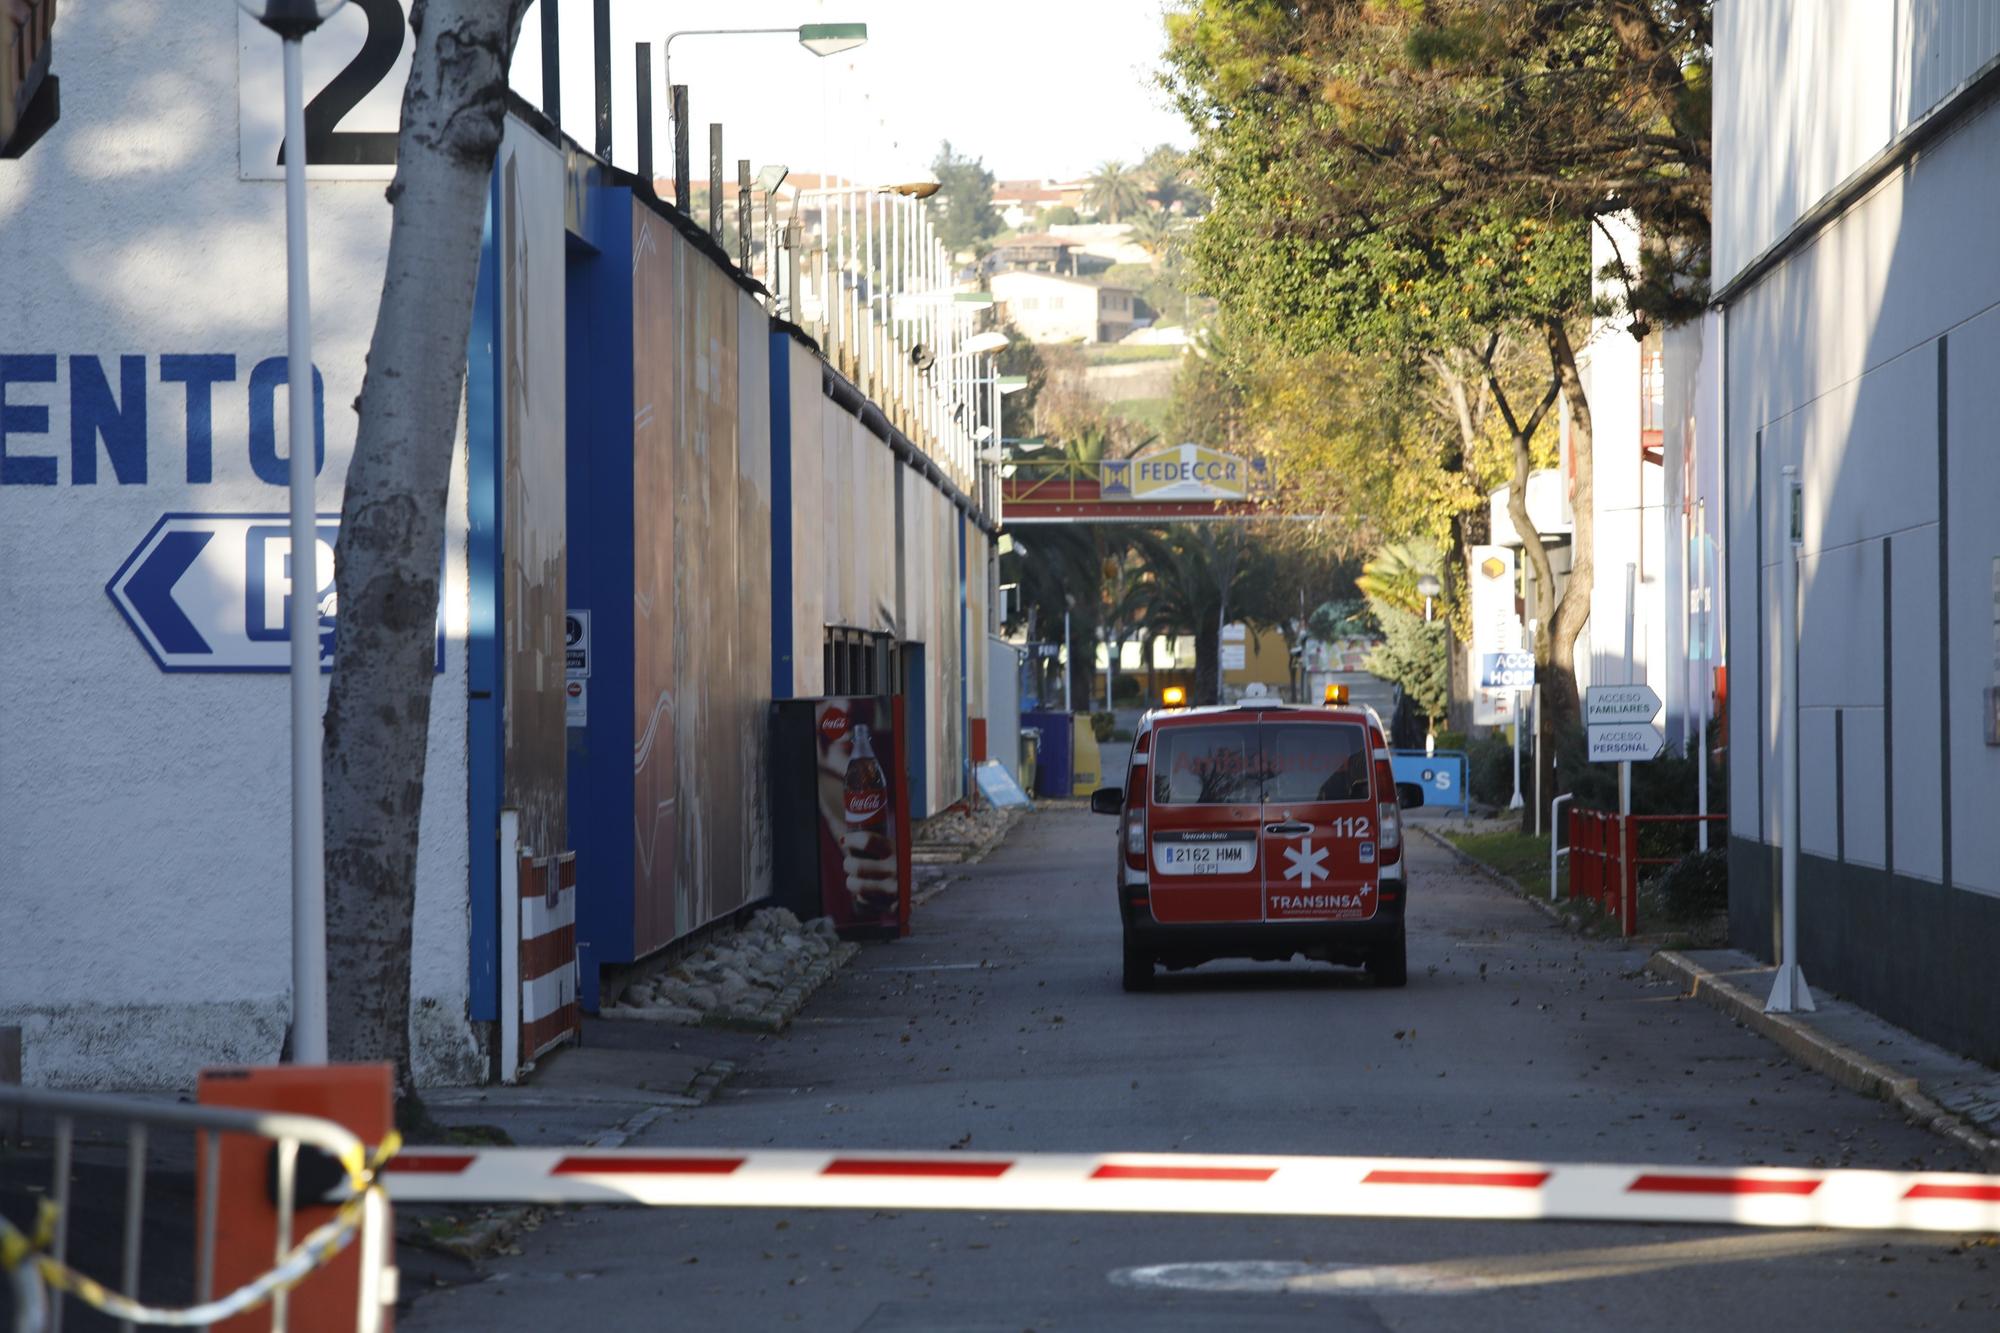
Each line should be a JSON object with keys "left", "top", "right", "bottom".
{"left": 1091, "top": 701, "right": 1421, "bottom": 991}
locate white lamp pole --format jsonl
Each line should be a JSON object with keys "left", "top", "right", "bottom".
{"left": 240, "top": 0, "right": 346, "bottom": 1066}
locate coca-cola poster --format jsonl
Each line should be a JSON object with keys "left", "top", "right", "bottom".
{"left": 811, "top": 697, "right": 909, "bottom": 936}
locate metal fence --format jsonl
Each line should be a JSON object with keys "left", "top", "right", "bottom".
{"left": 1568, "top": 809, "right": 1727, "bottom": 936}
{"left": 0, "top": 1086, "right": 396, "bottom": 1332}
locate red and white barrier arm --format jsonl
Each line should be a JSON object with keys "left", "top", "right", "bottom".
{"left": 381, "top": 1148, "right": 2000, "bottom": 1233}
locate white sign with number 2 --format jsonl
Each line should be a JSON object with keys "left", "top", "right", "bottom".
{"left": 238, "top": 0, "right": 412, "bottom": 182}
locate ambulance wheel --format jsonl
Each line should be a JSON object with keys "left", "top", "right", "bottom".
{"left": 1121, "top": 930, "right": 1155, "bottom": 992}
{"left": 1368, "top": 927, "right": 1408, "bottom": 988}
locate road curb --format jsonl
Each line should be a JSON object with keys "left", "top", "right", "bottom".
{"left": 1646, "top": 950, "right": 2000, "bottom": 1171}
{"left": 911, "top": 806, "right": 1029, "bottom": 907}
{"left": 913, "top": 805, "right": 1028, "bottom": 865}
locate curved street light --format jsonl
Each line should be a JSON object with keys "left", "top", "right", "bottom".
{"left": 663, "top": 22, "right": 869, "bottom": 120}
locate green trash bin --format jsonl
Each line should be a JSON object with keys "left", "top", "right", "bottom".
{"left": 1019, "top": 727, "right": 1041, "bottom": 798}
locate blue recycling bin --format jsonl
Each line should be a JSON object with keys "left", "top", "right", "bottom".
{"left": 1021, "top": 711, "right": 1074, "bottom": 799}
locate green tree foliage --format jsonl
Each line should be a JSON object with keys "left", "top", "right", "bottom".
{"left": 1160, "top": 0, "right": 1702, "bottom": 744}
{"left": 1162, "top": 332, "right": 1244, "bottom": 447}
{"left": 1124, "top": 208, "right": 1182, "bottom": 266}
{"left": 1308, "top": 597, "right": 1376, "bottom": 643}
{"left": 1162, "top": 0, "right": 1709, "bottom": 328}
{"left": 1357, "top": 541, "right": 1448, "bottom": 723}
{"left": 928, "top": 140, "right": 1003, "bottom": 253}
{"left": 1083, "top": 160, "right": 1149, "bottom": 223}
{"left": 1369, "top": 606, "right": 1449, "bottom": 725}
{"left": 1127, "top": 524, "right": 1290, "bottom": 704}
{"left": 992, "top": 321, "right": 1047, "bottom": 442}
{"left": 1139, "top": 141, "right": 1210, "bottom": 215}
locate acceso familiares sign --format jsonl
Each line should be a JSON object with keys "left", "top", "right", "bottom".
{"left": 1585, "top": 683, "right": 1662, "bottom": 726}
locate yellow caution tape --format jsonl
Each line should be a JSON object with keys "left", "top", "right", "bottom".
{"left": 2, "top": 1134, "right": 402, "bottom": 1328}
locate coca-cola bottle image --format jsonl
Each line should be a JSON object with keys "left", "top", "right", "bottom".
{"left": 839, "top": 723, "right": 897, "bottom": 922}
{"left": 844, "top": 725, "right": 889, "bottom": 827}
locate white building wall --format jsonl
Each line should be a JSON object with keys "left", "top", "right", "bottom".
{"left": 1722, "top": 93, "right": 2000, "bottom": 891}
{"left": 1717, "top": 0, "right": 2000, "bottom": 1072}
{"left": 991, "top": 271, "right": 1100, "bottom": 344}
{"left": 1574, "top": 217, "right": 1670, "bottom": 716}
{"left": 1713, "top": 0, "right": 2000, "bottom": 288}
{"left": 0, "top": 1, "right": 478, "bottom": 1086}
{"left": 1715, "top": 4, "right": 2000, "bottom": 1065}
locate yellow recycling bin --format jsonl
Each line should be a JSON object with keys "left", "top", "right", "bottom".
{"left": 1070, "top": 715, "right": 1103, "bottom": 797}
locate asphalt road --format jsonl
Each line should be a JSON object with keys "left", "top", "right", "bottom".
{"left": 407, "top": 812, "right": 1999, "bottom": 1331}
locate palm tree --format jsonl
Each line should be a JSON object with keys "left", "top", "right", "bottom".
{"left": 1355, "top": 539, "right": 1444, "bottom": 618}
{"left": 1123, "top": 208, "right": 1180, "bottom": 267}
{"left": 1356, "top": 541, "right": 1448, "bottom": 724}
{"left": 1128, "top": 525, "right": 1279, "bottom": 704}
{"left": 1083, "top": 160, "right": 1147, "bottom": 224}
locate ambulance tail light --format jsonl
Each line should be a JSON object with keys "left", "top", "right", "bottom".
{"left": 1373, "top": 754, "right": 1403, "bottom": 866}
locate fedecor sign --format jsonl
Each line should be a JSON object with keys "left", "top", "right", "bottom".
{"left": 1101, "top": 444, "right": 1249, "bottom": 502}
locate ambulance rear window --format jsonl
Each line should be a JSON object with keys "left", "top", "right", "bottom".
{"left": 1151, "top": 724, "right": 1263, "bottom": 806}
{"left": 1262, "top": 722, "right": 1371, "bottom": 803}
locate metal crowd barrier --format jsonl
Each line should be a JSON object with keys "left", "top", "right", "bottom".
{"left": 1567, "top": 808, "right": 1727, "bottom": 936}
{"left": 0, "top": 1085, "right": 397, "bottom": 1332}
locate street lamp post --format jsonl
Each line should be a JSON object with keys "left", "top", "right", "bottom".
{"left": 1416, "top": 573, "right": 1442, "bottom": 754}
{"left": 662, "top": 22, "right": 867, "bottom": 153}
{"left": 239, "top": 0, "right": 346, "bottom": 1067}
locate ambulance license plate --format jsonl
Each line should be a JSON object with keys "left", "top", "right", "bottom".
{"left": 1152, "top": 832, "right": 1257, "bottom": 876}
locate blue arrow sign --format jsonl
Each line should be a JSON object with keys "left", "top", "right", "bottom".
{"left": 123, "top": 529, "right": 214, "bottom": 655}
{"left": 107, "top": 513, "right": 445, "bottom": 674}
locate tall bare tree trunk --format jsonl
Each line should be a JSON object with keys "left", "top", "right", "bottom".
{"left": 1425, "top": 348, "right": 1486, "bottom": 733}
{"left": 325, "top": 0, "right": 529, "bottom": 1099}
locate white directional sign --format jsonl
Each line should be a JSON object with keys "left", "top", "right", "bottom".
{"left": 107, "top": 514, "right": 441, "bottom": 673}
{"left": 1588, "top": 723, "right": 1665, "bottom": 763}
{"left": 1585, "top": 683, "right": 1663, "bottom": 726}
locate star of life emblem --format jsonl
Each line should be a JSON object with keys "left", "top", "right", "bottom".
{"left": 1282, "top": 837, "right": 1329, "bottom": 887}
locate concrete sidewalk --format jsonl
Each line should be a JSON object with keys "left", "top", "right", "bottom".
{"left": 419, "top": 1018, "right": 753, "bottom": 1146}
{"left": 1649, "top": 948, "right": 2000, "bottom": 1169}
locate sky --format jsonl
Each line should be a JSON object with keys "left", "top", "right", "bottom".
{"left": 508, "top": 0, "right": 1193, "bottom": 186}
